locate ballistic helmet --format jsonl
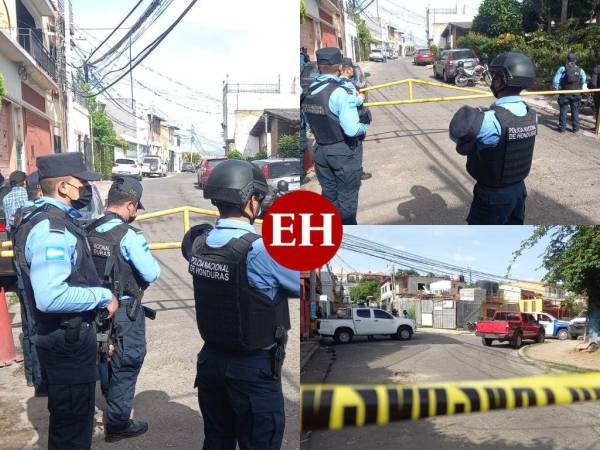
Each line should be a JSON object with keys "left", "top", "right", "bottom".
{"left": 488, "top": 52, "right": 536, "bottom": 89}
{"left": 203, "top": 159, "right": 268, "bottom": 207}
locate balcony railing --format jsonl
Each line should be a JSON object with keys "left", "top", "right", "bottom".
{"left": 17, "top": 28, "right": 57, "bottom": 81}
{"left": 225, "top": 83, "right": 280, "bottom": 94}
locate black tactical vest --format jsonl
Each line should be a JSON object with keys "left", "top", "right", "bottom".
{"left": 561, "top": 64, "right": 581, "bottom": 90}
{"left": 301, "top": 80, "right": 346, "bottom": 145}
{"left": 466, "top": 103, "right": 537, "bottom": 188}
{"left": 85, "top": 213, "right": 148, "bottom": 298}
{"left": 12, "top": 203, "right": 101, "bottom": 325}
{"left": 189, "top": 230, "right": 290, "bottom": 353}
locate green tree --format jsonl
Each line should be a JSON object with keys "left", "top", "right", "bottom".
{"left": 300, "top": 0, "right": 306, "bottom": 23}
{"left": 356, "top": 14, "right": 374, "bottom": 61}
{"left": 472, "top": 0, "right": 523, "bottom": 37}
{"left": 350, "top": 279, "right": 381, "bottom": 303}
{"left": 511, "top": 225, "right": 600, "bottom": 343}
{"left": 88, "top": 94, "right": 117, "bottom": 179}
{"left": 278, "top": 132, "right": 300, "bottom": 158}
{"left": 395, "top": 269, "right": 419, "bottom": 276}
{"left": 247, "top": 150, "right": 267, "bottom": 161}
{"left": 226, "top": 149, "right": 245, "bottom": 160}
{"left": 0, "top": 73, "right": 6, "bottom": 111}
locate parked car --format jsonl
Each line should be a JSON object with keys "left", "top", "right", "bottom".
{"left": 251, "top": 158, "right": 302, "bottom": 216}
{"left": 112, "top": 158, "right": 142, "bottom": 181}
{"left": 197, "top": 157, "right": 228, "bottom": 189}
{"left": 369, "top": 48, "right": 385, "bottom": 62}
{"left": 141, "top": 156, "right": 167, "bottom": 178}
{"left": 531, "top": 312, "right": 570, "bottom": 340}
{"left": 476, "top": 311, "right": 544, "bottom": 348}
{"left": 181, "top": 162, "right": 195, "bottom": 173}
{"left": 413, "top": 48, "right": 434, "bottom": 65}
{"left": 318, "top": 307, "right": 416, "bottom": 344}
{"left": 300, "top": 61, "right": 369, "bottom": 94}
{"left": 0, "top": 183, "right": 104, "bottom": 290}
{"left": 568, "top": 310, "right": 587, "bottom": 339}
{"left": 433, "top": 48, "right": 479, "bottom": 83}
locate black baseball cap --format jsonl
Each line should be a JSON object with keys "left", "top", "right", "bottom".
{"left": 449, "top": 106, "right": 485, "bottom": 155}
{"left": 341, "top": 57, "right": 353, "bottom": 67}
{"left": 26, "top": 171, "right": 40, "bottom": 192}
{"left": 109, "top": 176, "right": 144, "bottom": 209}
{"left": 37, "top": 153, "right": 101, "bottom": 181}
{"left": 316, "top": 47, "right": 342, "bottom": 65}
{"left": 9, "top": 170, "right": 26, "bottom": 186}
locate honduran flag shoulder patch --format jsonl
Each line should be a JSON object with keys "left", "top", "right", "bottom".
{"left": 45, "top": 247, "right": 66, "bottom": 261}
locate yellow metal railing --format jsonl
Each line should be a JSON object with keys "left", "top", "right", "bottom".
{"left": 362, "top": 78, "right": 600, "bottom": 135}
{"left": 0, "top": 205, "right": 262, "bottom": 257}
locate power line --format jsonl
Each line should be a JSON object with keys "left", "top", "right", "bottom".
{"left": 84, "top": 0, "right": 199, "bottom": 97}
{"left": 89, "top": 0, "right": 161, "bottom": 66}
{"left": 84, "top": 0, "right": 144, "bottom": 64}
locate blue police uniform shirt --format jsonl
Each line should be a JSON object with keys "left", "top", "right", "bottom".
{"left": 308, "top": 74, "right": 368, "bottom": 137}
{"left": 94, "top": 214, "right": 160, "bottom": 299}
{"left": 339, "top": 76, "right": 364, "bottom": 107}
{"left": 206, "top": 218, "right": 300, "bottom": 300}
{"left": 474, "top": 96, "right": 536, "bottom": 149}
{"left": 552, "top": 66, "right": 587, "bottom": 90}
{"left": 301, "top": 53, "right": 306, "bottom": 71}
{"left": 25, "top": 197, "right": 113, "bottom": 313}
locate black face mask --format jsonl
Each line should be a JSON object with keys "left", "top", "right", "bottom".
{"left": 69, "top": 183, "right": 93, "bottom": 210}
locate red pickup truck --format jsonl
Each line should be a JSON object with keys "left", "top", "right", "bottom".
{"left": 476, "top": 311, "right": 545, "bottom": 348}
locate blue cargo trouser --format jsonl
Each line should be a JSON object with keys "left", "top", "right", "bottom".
{"left": 313, "top": 141, "right": 362, "bottom": 225}
{"left": 195, "top": 345, "right": 284, "bottom": 450}
{"left": 558, "top": 94, "right": 581, "bottom": 131}
{"left": 99, "top": 299, "right": 147, "bottom": 428}
{"left": 467, "top": 181, "right": 527, "bottom": 225}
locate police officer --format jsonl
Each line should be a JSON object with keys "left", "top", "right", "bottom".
{"left": 182, "top": 159, "right": 299, "bottom": 449}
{"left": 12, "top": 153, "right": 118, "bottom": 449}
{"left": 12, "top": 170, "right": 46, "bottom": 397}
{"left": 86, "top": 176, "right": 160, "bottom": 442}
{"left": 340, "top": 57, "right": 372, "bottom": 181}
{"left": 449, "top": 52, "right": 538, "bottom": 225}
{"left": 553, "top": 52, "right": 586, "bottom": 133}
{"left": 301, "top": 47, "right": 367, "bottom": 225}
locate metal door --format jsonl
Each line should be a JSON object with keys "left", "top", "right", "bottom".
{"left": 421, "top": 299, "right": 433, "bottom": 327}
{"left": 434, "top": 300, "right": 456, "bottom": 329}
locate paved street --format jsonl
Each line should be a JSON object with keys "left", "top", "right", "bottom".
{"left": 0, "top": 173, "right": 300, "bottom": 450}
{"left": 355, "top": 57, "right": 600, "bottom": 224}
{"left": 301, "top": 329, "right": 600, "bottom": 449}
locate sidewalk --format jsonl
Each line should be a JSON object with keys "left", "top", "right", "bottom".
{"left": 300, "top": 338, "right": 320, "bottom": 371}
{"left": 523, "top": 339, "right": 600, "bottom": 371}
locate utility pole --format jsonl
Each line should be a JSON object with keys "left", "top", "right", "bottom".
{"left": 129, "top": 34, "right": 134, "bottom": 114}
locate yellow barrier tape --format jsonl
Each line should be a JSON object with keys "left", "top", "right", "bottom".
{"left": 0, "top": 205, "right": 262, "bottom": 256}
{"left": 301, "top": 372, "right": 600, "bottom": 431}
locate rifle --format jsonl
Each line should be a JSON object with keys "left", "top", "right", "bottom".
{"left": 271, "top": 326, "right": 288, "bottom": 380}
{"left": 96, "top": 279, "right": 120, "bottom": 362}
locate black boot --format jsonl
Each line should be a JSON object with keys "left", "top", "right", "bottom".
{"left": 105, "top": 420, "right": 148, "bottom": 442}
{"left": 361, "top": 172, "right": 372, "bottom": 180}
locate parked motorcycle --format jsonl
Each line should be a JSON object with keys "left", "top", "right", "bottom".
{"left": 455, "top": 61, "right": 492, "bottom": 88}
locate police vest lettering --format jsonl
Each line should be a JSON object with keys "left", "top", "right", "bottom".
{"left": 86, "top": 213, "right": 148, "bottom": 297}
{"left": 189, "top": 256, "right": 234, "bottom": 282}
{"left": 466, "top": 103, "right": 537, "bottom": 188}
{"left": 189, "top": 231, "right": 291, "bottom": 353}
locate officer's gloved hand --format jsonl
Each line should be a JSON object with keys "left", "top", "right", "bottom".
{"left": 181, "top": 224, "right": 213, "bottom": 261}
{"left": 359, "top": 108, "right": 372, "bottom": 125}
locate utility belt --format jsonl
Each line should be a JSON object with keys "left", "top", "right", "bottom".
{"left": 316, "top": 136, "right": 359, "bottom": 150}
{"left": 37, "top": 312, "right": 95, "bottom": 343}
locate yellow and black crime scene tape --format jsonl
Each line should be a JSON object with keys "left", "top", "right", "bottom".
{"left": 301, "top": 372, "right": 600, "bottom": 431}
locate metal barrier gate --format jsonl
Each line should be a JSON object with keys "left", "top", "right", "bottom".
{"left": 361, "top": 78, "right": 600, "bottom": 136}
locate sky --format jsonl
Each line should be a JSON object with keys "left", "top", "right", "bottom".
{"left": 71, "top": 0, "right": 299, "bottom": 152}
{"left": 331, "top": 226, "right": 552, "bottom": 282}
{"left": 365, "top": 0, "right": 484, "bottom": 47}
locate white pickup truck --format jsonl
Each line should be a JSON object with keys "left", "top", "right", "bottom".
{"left": 318, "top": 307, "right": 416, "bottom": 344}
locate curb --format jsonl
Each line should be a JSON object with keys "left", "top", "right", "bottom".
{"left": 518, "top": 344, "right": 590, "bottom": 373}
{"left": 300, "top": 340, "right": 320, "bottom": 371}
